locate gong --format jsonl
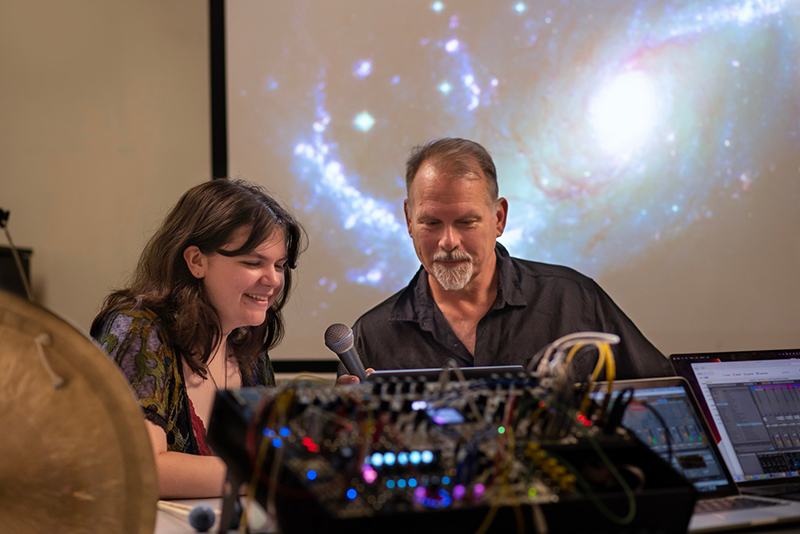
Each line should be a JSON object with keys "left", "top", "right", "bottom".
{"left": 0, "top": 290, "right": 157, "bottom": 533}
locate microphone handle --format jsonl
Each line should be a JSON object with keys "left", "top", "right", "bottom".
{"left": 338, "top": 347, "right": 368, "bottom": 382}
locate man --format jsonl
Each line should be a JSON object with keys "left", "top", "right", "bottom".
{"left": 338, "top": 138, "right": 671, "bottom": 383}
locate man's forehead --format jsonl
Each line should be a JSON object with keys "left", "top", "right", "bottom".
{"left": 408, "top": 162, "right": 494, "bottom": 209}
{"left": 413, "top": 204, "right": 485, "bottom": 222}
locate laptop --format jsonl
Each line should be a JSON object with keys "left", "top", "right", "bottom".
{"left": 671, "top": 350, "right": 800, "bottom": 500}
{"left": 590, "top": 377, "right": 800, "bottom": 533}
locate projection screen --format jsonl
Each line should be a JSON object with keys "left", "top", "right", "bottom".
{"left": 224, "top": 0, "right": 800, "bottom": 362}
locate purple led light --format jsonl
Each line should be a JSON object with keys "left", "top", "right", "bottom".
{"left": 362, "top": 465, "right": 378, "bottom": 484}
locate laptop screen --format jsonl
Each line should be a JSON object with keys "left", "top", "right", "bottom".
{"left": 671, "top": 350, "right": 800, "bottom": 483}
{"left": 590, "top": 378, "right": 737, "bottom": 497}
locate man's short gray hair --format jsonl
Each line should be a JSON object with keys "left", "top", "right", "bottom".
{"left": 405, "top": 138, "right": 499, "bottom": 202}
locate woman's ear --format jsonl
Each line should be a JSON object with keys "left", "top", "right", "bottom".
{"left": 183, "top": 246, "right": 206, "bottom": 279}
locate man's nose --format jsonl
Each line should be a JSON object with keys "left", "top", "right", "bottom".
{"left": 438, "top": 225, "right": 460, "bottom": 251}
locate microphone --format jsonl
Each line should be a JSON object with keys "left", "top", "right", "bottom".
{"left": 324, "top": 323, "right": 368, "bottom": 381}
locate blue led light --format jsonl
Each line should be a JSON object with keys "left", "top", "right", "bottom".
{"left": 272, "top": 438, "right": 283, "bottom": 448}
{"left": 347, "top": 489, "right": 357, "bottom": 500}
{"left": 514, "top": 2, "right": 527, "bottom": 14}
{"left": 415, "top": 487, "right": 453, "bottom": 508}
{"left": 398, "top": 452, "right": 409, "bottom": 465}
{"left": 262, "top": 428, "right": 275, "bottom": 438}
{"left": 279, "top": 427, "right": 290, "bottom": 437}
{"left": 397, "top": 479, "right": 407, "bottom": 488}
{"left": 421, "top": 450, "right": 434, "bottom": 464}
{"left": 371, "top": 452, "right": 384, "bottom": 467}
{"left": 307, "top": 470, "right": 317, "bottom": 481}
{"left": 384, "top": 452, "right": 396, "bottom": 466}
{"left": 442, "top": 476, "right": 451, "bottom": 485}
{"left": 431, "top": 1, "right": 444, "bottom": 12}
{"left": 409, "top": 451, "right": 422, "bottom": 464}
{"left": 386, "top": 480, "right": 396, "bottom": 489}
{"left": 438, "top": 82, "right": 452, "bottom": 95}
{"left": 409, "top": 478, "right": 418, "bottom": 487}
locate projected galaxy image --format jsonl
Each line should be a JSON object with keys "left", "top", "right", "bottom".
{"left": 229, "top": 0, "right": 800, "bottom": 297}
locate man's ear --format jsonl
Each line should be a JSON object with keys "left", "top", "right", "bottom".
{"left": 183, "top": 246, "right": 207, "bottom": 279}
{"left": 495, "top": 197, "right": 509, "bottom": 237}
{"left": 404, "top": 199, "right": 413, "bottom": 237}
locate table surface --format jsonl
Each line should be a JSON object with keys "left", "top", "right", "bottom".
{"left": 154, "top": 498, "right": 275, "bottom": 534}
{"left": 154, "top": 499, "right": 800, "bottom": 534}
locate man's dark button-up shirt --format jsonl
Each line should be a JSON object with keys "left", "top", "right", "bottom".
{"left": 350, "top": 244, "right": 672, "bottom": 380}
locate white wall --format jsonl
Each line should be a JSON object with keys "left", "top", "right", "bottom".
{"left": 0, "top": 0, "right": 210, "bottom": 332}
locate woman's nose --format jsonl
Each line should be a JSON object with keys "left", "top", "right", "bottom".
{"left": 261, "top": 267, "right": 282, "bottom": 287}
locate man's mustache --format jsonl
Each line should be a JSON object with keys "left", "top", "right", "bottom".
{"left": 433, "top": 250, "right": 473, "bottom": 263}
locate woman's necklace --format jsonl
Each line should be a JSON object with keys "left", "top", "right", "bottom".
{"left": 207, "top": 354, "right": 228, "bottom": 390}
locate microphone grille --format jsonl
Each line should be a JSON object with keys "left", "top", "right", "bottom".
{"left": 324, "top": 323, "right": 354, "bottom": 354}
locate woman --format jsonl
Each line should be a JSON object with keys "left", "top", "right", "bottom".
{"left": 91, "top": 178, "right": 305, "bottom": 498}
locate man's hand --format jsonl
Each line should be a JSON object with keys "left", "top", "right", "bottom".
{"left": 336, "top": 368, "right": 375, "bottom": 385}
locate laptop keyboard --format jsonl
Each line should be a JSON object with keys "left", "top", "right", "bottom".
{"left": 696, "top": 497, "right": 783, "bottom": 513}
{"left": 745, "top": 482, "right": 800, "bottom": 496}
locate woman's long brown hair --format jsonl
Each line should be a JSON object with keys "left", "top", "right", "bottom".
{"left": 90, "top": 178, "right": 306, "bottom": 377}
